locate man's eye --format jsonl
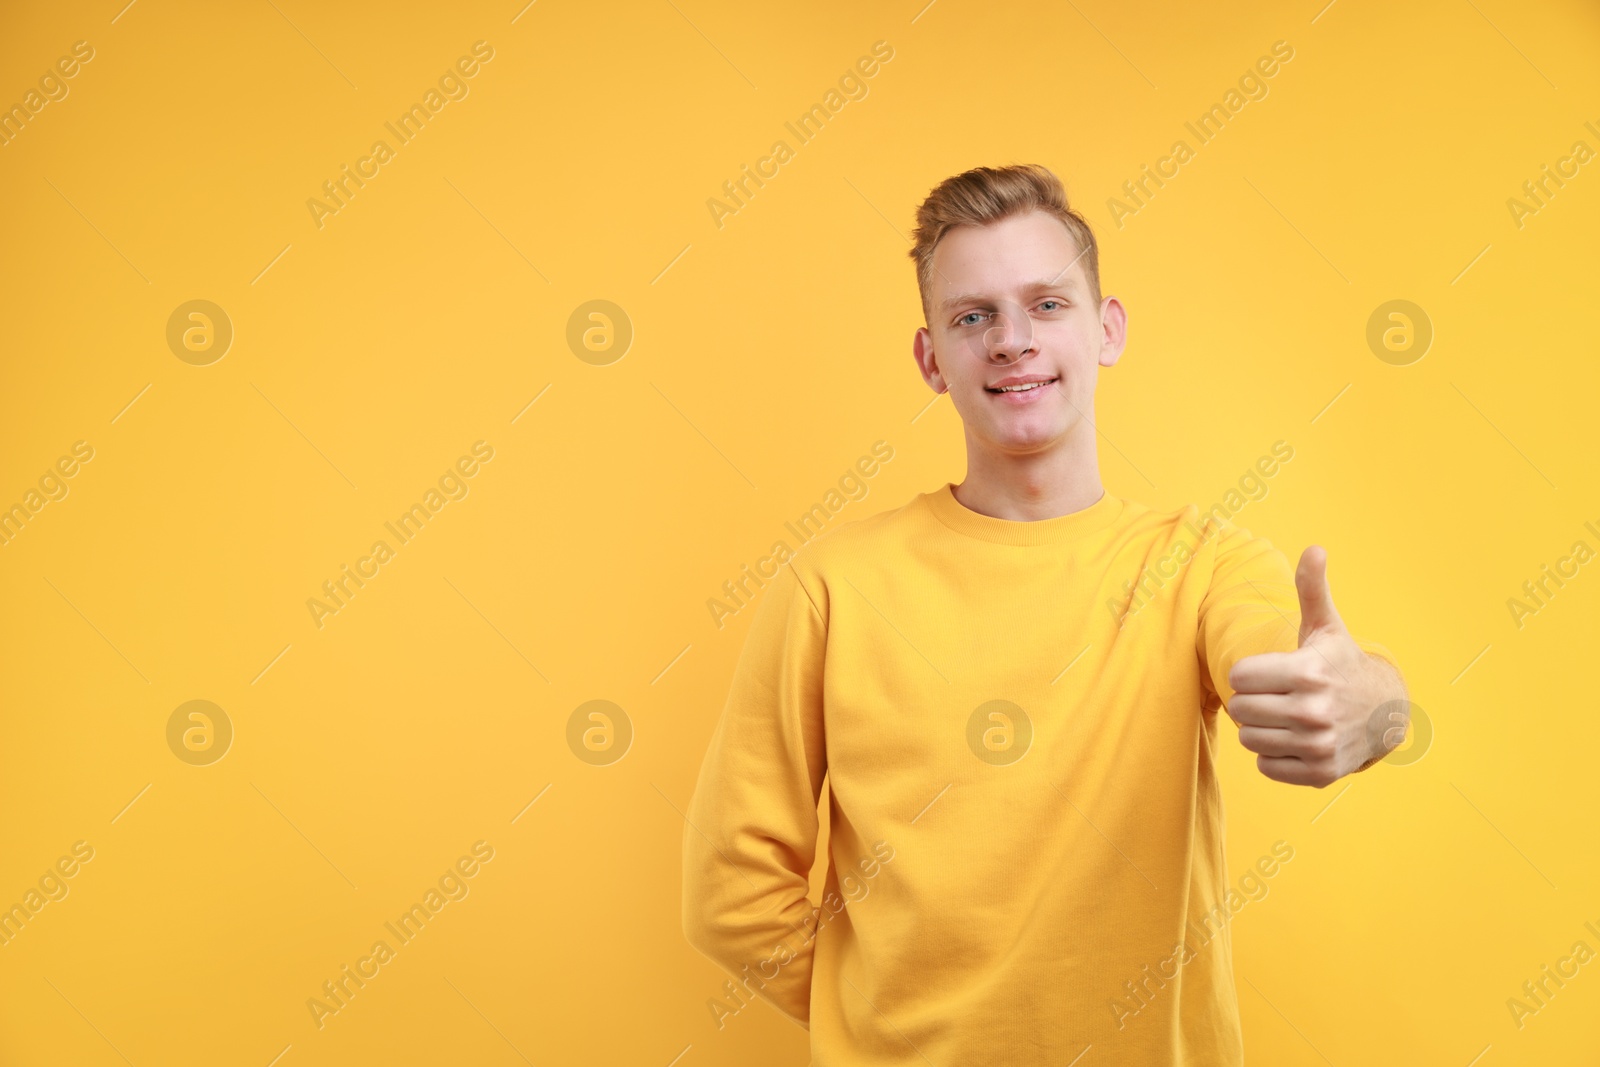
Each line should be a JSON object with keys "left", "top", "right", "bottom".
{"left": 956, "top": 312, "right": 985, "bottom": 327}
{"left": 1038, "top": 300, "right": 1063, "bottom": 311}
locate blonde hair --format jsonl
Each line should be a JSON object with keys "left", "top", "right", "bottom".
{"left": 908, "top": 163, "right": 1101, "bottom": 323}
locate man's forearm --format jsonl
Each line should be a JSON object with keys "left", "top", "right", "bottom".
{"left": 682, "top": 866, "right": 820, "bottom": 1028}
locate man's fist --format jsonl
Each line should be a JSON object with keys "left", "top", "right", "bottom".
{"left": 1225, "top": 545, "right": 1405, "bottom": 787}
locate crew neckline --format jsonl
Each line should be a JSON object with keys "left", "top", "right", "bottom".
{"left": 924, "top": 481, "right": 1124, "bottom": 546}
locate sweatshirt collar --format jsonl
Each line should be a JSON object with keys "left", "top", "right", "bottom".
{"left": 924, "top": 481, "right": 1124, "bottom": 546}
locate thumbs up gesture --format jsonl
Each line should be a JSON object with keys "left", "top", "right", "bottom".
{"left": 1225, "top": 546, "right": 1407, "bottom": 787}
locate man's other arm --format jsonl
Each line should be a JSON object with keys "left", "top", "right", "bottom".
{"left": 1198, "top": 520, "right": 1409, "bottom": 786}
{"left": 681, "top": 560, "right": 829, "bottom": 1029}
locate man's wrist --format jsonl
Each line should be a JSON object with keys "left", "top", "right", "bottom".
{"left": 1354, "top": 651, "right": 1408, "bottom": 773}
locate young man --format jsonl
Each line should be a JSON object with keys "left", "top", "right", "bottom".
{"left": 681, "top": 163, "right": 1408, "bottom": 1064}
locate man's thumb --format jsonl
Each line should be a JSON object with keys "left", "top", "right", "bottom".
{"left": 1295, "top": 545, "right": 1344, "bottom": 645}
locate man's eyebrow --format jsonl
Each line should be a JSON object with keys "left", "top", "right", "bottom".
{"left": 938, "top": 277, "right": 1077, "bottom": 311}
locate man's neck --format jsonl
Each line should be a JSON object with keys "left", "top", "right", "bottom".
{"left": 953, "top": 435, "right": 1104, "bottom": 522}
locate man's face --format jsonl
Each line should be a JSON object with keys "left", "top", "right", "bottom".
{"left": 913, "top": 210, "right": 1126, "bottom": 458}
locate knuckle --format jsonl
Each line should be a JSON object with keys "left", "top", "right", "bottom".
{"left": 1299, "top": 661, "right": 1331, "bottom": 688}
{"left": 1297, "top": 696, "right": 1334, "bottom": 730}
{"left": 1304, "top": 747, "right": 1339, "bottom": 785}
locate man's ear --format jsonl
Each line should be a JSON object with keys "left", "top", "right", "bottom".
{"left": 913, "top": 327, "right": 947, "bottom": 393}
{"left": 1098, "top": 296, "right": 1128, "bottom": 368}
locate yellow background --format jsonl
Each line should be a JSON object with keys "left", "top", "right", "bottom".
{"left": 1, "top": 0, "right": 1597, "bottom": 1063}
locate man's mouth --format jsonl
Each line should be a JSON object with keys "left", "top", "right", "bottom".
{"left": 985, "top": 376, "right": 1059, "bottom": 394}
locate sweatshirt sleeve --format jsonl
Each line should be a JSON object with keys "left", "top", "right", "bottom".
{"left": 681, "top": 558, "right": 829, "bottom": 1030}
{"left": 1196, "top": 516, "right": 1302, "bottom": 711}
{"left": 1197, "top": 515, "right": 1403, "bottom": 709}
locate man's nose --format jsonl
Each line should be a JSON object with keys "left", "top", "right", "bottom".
{"left": 982, "top": 303, "right": 1036, "bottom": 363}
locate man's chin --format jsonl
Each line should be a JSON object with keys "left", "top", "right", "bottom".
{"left": 979, "top": 418, "right": 1073, "bottom": 454}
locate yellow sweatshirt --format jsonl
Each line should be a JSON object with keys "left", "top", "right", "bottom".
{"left": 682, "top": 480, "right": 1397, "bottom": 1065}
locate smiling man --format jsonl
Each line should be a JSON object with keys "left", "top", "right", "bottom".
{"left": 682, "top": 163, "right": 1409, "bottom": 1064}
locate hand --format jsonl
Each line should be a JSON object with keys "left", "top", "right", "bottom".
{"left": 1225, "top": 545, "right": 1405, "bottom": 787}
